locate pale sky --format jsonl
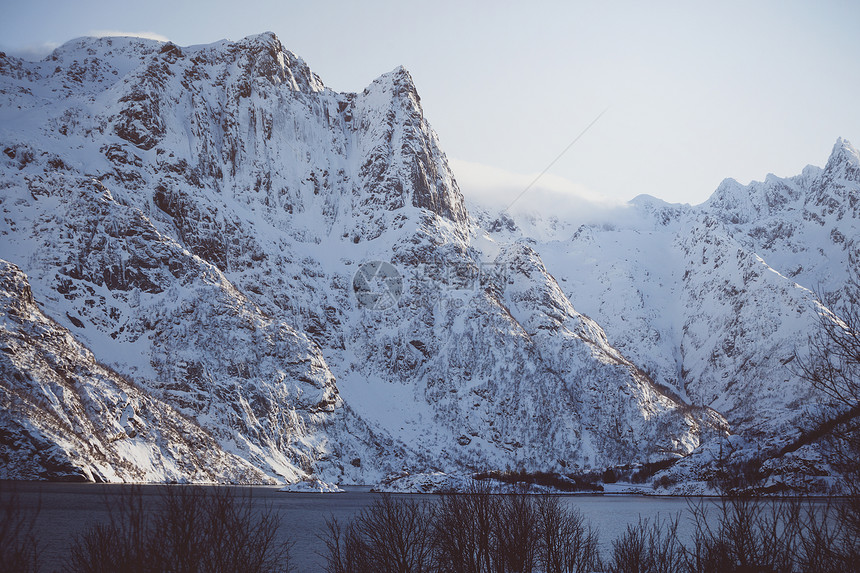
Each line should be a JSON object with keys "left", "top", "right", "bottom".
{"left": 2, "top": 0, "right": 858, "bottom": 210}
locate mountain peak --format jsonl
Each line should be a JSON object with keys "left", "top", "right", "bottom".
{"left": 824, "top": 137, "right": 860, "bottom": 181}
{"left": 47, "top": 35, "right": 163, "bottom": 63}
{"left": 629, "top": 194, "right": 670, "bottom": 208}
{"left": 368, "top": 65, "right": 420, "bottom": 102}
{"left": 238, "top": 30, "right": 280, "bottom": 45}
{"left": 377, "top": 64, "right": 412, "bottom": 81}
{"left": 229, "top": 32, "right": 324, "bottom": 92}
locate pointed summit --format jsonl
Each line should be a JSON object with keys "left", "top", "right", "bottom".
{"left": 823, "top": 137, "right": 860, "bottom": 181}
{"left": 366, "top": 65, "right": 421, "bottom": 104}
{"left": 830, "top": 137, "right": 859, "bottom": 166}
{"left": 233, "top": 32, "right": 325, "bottom": 92}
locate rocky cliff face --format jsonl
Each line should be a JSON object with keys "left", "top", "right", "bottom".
{"left": 492, "top": 139, "right": 859, "bottom": 490}
{"left": 0, "top": 259, "right": 271, "bottom": 482}
{"left": 0, "top": 32, "right": 851, "bottom": 489}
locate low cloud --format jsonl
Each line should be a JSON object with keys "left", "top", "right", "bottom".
{"left": 2, "top": 31, "right": 169, "bottom": 61}
{"left": 3, "top": 42, "right": 61, "bottom": 61}
{"left": 87, "top": 30, "right": 170, "bottom": 42}
{"left": 449, "top": 158, "right": 629, "bottom": 227}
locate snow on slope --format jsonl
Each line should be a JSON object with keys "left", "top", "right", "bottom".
{"left": 701, "top": 138, "right": 860, "bottom": 302}
{"left": 0, "top": 33, "right": 708, "bottom": 485}
{"left": 0, "top": 260, "right": 272, "bottom": 482}
{"left": 482, "top": 139, "right": 858, "bottom": 487}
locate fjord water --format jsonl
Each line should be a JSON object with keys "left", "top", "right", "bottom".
{"left": 10, "top": 482, "right": 711, "bottom": 572}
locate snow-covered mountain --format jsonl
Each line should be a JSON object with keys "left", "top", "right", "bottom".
{"left": 0, "top": 32, "right": 853, "bottom": 490}
{"left": 483, "top": 138, "right": 859, "bottom": 489}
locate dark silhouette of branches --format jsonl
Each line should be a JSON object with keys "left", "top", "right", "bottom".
{"left": 683, "top": 496, "right": 799, "bottom": 573}
{"left": 320, "top": 493, "right": 434, "bottom": 573}
{"left": 491, "top": 492, "right": 540, "bottom": 573}
{"left": 69, "top": 485, "right": 291, "bottom": 573}
{"left": 794, "top": 276, "right": 860, "bottom": 410}
{"left": 432, "top": 481, "right": 497, "bottom": 573}
{"left": 322, "top": 485, "right": 601, "bottom": 573}
{"left": 535, "top": 495, "right": 601, "bottom": 573}
{"left": 0, "top": 482, "right": 42, "bottom": 573}
{"left": 317, "top": 486, "right": 860, "bottom": 573}
{"left": 608, "top": 514, "right": 684, "bottom": 573}
{"left": 793, "top": 262, "right": 860, "bottom": 473}
{"left": 792, "top": 262, "right": 860, "bottom": 564}
{"left": 434, "top": 486, "right": 600, "bottom": 573}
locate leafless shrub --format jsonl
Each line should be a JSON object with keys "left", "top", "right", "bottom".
{"left": 320, "top": 486, "right": 860, "bottom": 573}
{"left": 791, "top": 265, "right": 860, "bottom": 569}
{"left": 434, "top": 481, "right": 540, "bottom": 573}
{"left": 319, "top": 516, "right": 372, "bottom": 573}
{"left": 320, "top": 493, "right": 435, "bottom": 573}
{"left": 683, "top": 496, "right": 799, "bottom": 573}
{"left": 535, "top": 495, "right": 601, "bottom": 573}
{"left": 794, "top": 274, "right": 860, "bottom": 490}
{"left": 69, "top": 485, "right": 291, "bottom": 573}
{"left": 793, "top": 498, "right": 860, "bottom": 573}
{"left": 0, "top": 482, "right": 42, "bottom": 573}
{"left": 69, "top": 521, "right": 142, "bottom": 573}
{"left": 491, "top": 492, "right": 540, "bottom": 573}
{"left": 608, "top": 515, "right": 684, "bottom": 573}
{"left": 325, "top": 483, "right": 601, "bottom": 573}
{"left": 433, "top": 481, "right": 498, "bottom": 573}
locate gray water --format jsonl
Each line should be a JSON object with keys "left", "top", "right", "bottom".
{"left": 1, "top": 482, "right": 767, "bottom": 572}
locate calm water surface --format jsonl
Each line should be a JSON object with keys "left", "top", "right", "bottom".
{"left": 3, "top": 482, "right": 768, "bottom": 572}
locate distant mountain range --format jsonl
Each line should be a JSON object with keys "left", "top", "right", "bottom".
{"left": 1, "top": 33, "right": 856, "bottom": 492}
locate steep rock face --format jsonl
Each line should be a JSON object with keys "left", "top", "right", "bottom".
{"left": 0, "top": 33, "right": 703, "bottom": 483}
{"left": 0, "top": 260, "right": 270, "bottom": 483}
{"left": 496, "top": 242, "right": 703, "bottom": 464}
{"left": 672, "top": 213, "right": 822, "bottom": 437}
{"left": 0, "top": 35, "right": 419, "bottom": 483}
{"left": 332, "top": 233, "right": 706, "bottom": 476}
{"left": 497, "top": 140, "right": 859, "bottom": 484}
{"left": 702, "top": 138, "right": 859, "bottom": 303}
